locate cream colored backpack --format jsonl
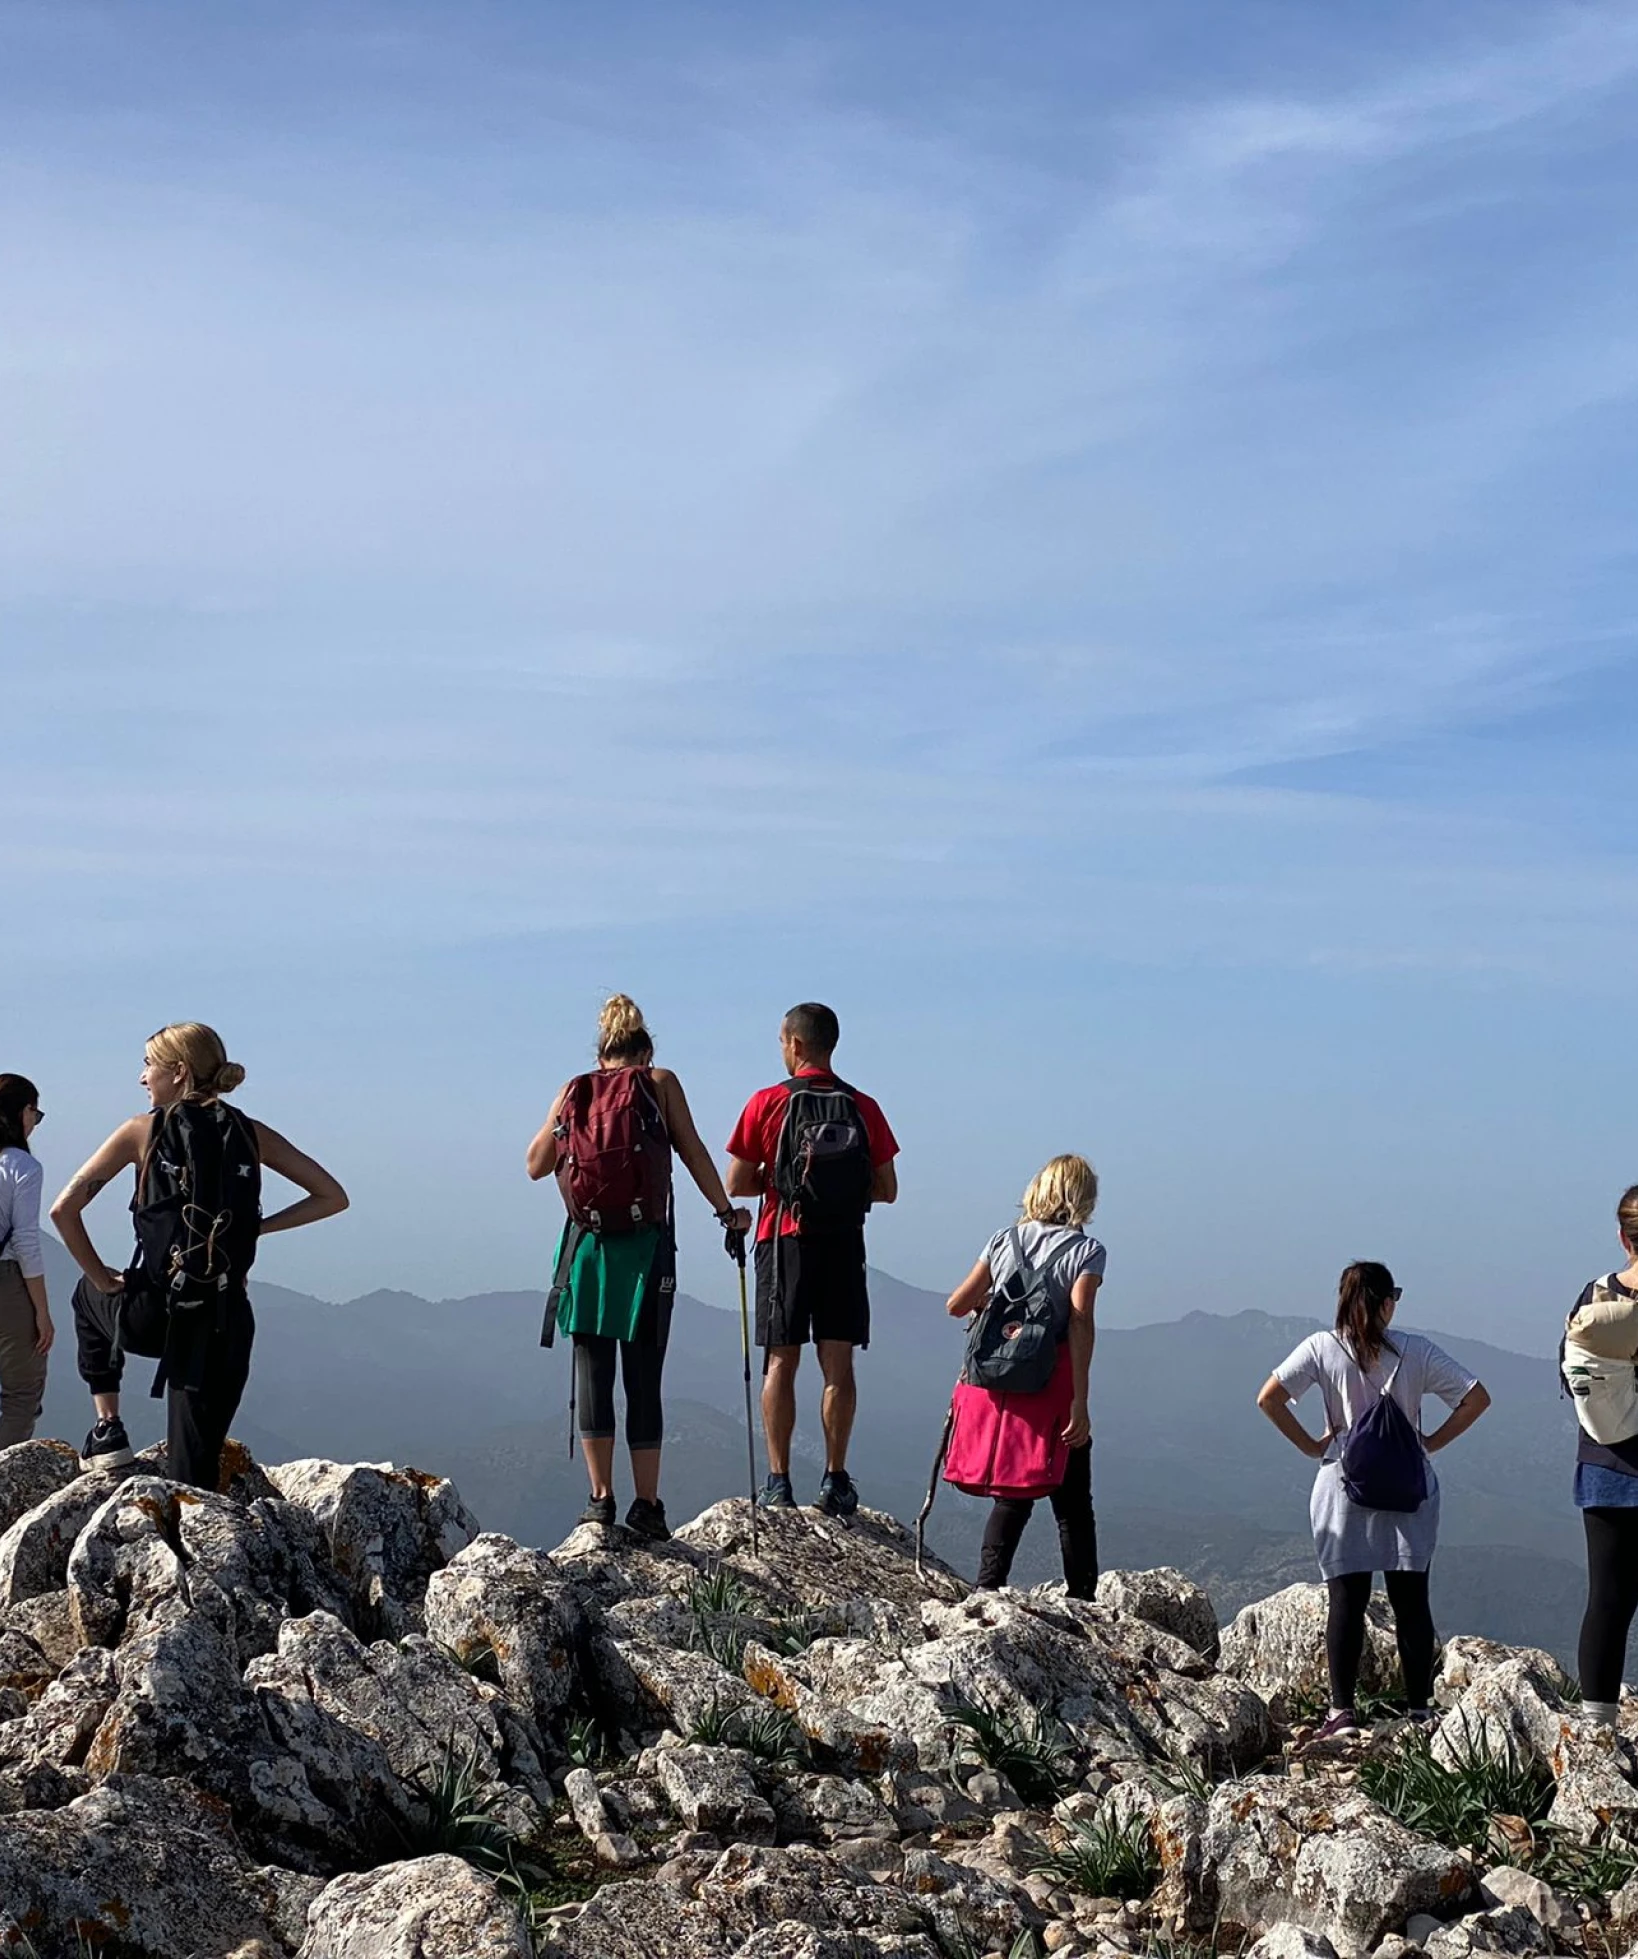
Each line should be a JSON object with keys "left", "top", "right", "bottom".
{"left": 1562, "top": 1274, "right": 1638, "bottom": 1445}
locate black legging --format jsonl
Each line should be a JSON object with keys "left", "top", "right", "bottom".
{"left": 975, "top": 1443, "right": 1097, "bottom": 1600}
{"left": 74, "top": 1275, "right": 254, "bottom": 1491}
{"left": 1579, "top": 1508, "right": 1638, "bottom": 1704}
{"left": 1326, "top": 1569, "right": 1437, "bottom": 1709}
{"left": 574, "top": 1291, "right": 672, "bottom": 1451}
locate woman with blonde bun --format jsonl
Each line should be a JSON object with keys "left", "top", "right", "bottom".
{"left": 944, "top": 1154, "right": 1106, "bottom": 1597}
{"left": 527, "top": 995, "right": 750, "bottom": 1541}
{"left": 52, "top": 1023, "right": 348, "bottom": 1489}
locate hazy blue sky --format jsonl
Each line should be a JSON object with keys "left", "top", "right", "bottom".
{"left": 7, "top": 1, "right": 1638, "bottom": 1351}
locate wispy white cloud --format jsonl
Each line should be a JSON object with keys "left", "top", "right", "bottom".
{"left": 7, "top": 1, "right": 1638, "bottom": 982}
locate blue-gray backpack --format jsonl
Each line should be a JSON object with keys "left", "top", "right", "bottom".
{"left": 963, "top": 1229, "right": 1067, "bottom": 1396}
{"left": 1332, "top": 1335, "right": 1429, "bottom": 1513}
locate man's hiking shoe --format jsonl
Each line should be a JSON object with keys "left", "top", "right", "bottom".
{"left": 625, "top": 1498, "right": 670, "bottom": 1542}
{"left": 578, "top": 1494, "right": 617, "bottom": 1528}
{"left": 816, "top": 1469, "right": 859, "bottom": 1518}
{"left": 80, "top": 1417, "right": 135, "bottom": 1474}
{"left": 759, "top": 1473, "right": 796, "bottom": 1509}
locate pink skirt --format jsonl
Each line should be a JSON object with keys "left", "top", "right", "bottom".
{"left": 942, "top": 1342, "right": 1073, "bottom": 1500}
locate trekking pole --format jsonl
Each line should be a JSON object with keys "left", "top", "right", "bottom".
{"left": 728, "top": 1224, "right": 759, "bottom": 1559}
{"left": 915, "top": 1400, "right": 955, "bottom": 1586}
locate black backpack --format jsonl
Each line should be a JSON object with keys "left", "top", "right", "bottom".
{"left": 1332, "top": 1336, "right": 1430, "bottom": 1513}
{"left": 963, "top": 1228, "right": 1068, "bottom": 1395}
{"left": 771, "top": 1075, "right": 874, "bottom": 1237}
{"left": 120, "top": 1101, "right": 262, "bottom": 1361}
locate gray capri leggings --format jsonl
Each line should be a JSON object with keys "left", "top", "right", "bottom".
{"left": 574, "top": 1292, "right": 673, "bottom": 1450}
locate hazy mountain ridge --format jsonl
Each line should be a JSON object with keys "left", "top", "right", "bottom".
{"left": 33, "top": 1241, "right": 1590, "bottom": 1658}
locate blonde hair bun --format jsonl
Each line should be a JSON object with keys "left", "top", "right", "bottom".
{"left": 1020, "top": 1154, "right": 1098, "bottom": 1229}
{"left": 146, "top": 1022, "right": 244, "bottom": 1099}
{"left": 596, "top": 994, "right": 653, "bottom": 1063}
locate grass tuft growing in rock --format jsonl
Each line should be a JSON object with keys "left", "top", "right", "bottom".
{"left": 1153, "top": 1756, "right": 1218, "bottom": 1804}
{"left": 1359, "top": 1716, "right": 1549, "bottom": 1854}
{"left": 399, "top": 1736, "right": 534, "bottom": 1878}
{"left": 948, "top": 1694, "right": 1076, "bottom": 1806}
{"left": 686, "top": 1566, "right": 759, "bottom": 1619}
{"left": 1361, "top": 1716, "right": 1638, "bottom": 1900}
{"left": 563, "top": 1713, "right": 611, "bottom": 1769}
{"left": 765, "top": 1607, "right": 825, "bottom": 1656}
{"left": 1033, "top": 1806, "right": 1158, "bottom": 1901}
{"left": 684, "top": 1692, "right": 808, "bottom": 1766}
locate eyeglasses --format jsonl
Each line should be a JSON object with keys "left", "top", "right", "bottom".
{"left": 27, "top": 1107, "right": 41, "bottom": 1126}
{"left": 1389, "top": 1286, "right": 1403, "bottom": 1302}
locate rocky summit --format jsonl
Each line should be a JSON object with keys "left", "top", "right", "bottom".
{"left": 0, "top": 1439, "right": 1632, "bottom": 1959}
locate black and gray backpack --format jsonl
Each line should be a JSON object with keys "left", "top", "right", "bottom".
{"left": 120, "top": 1101, "right": 262, "bottom": 1361}
{"left": 771, "top": 1075, "right": 874, "bottom": 1237}
{"left": 962, "top": 1228, "right": 1067, "bottom": 1396}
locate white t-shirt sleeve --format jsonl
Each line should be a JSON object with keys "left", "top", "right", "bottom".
{"left": 1274, "top": 1334, "right": 1322, "bottom": 1400}
{"left": 1417, "top": 1336, "right": 1480, "bottom": 1409}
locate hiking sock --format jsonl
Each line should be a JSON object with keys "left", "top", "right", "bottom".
{"left": 1582, "top": 1698, "right": 1621, "bottom": 1728}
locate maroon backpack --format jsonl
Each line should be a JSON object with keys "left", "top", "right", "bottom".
{"left": 554, "top": 1068, "right": 672, "bottom": 1234}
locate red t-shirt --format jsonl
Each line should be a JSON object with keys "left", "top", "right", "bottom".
{"left": 727, "top": 1068, "right": 899, "bottom": 1242}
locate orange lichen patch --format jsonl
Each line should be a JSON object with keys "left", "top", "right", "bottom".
{"left": 850, "top": 1729, "right": 895, "bottom": 1775}
{"left": 1230, "top": 1790, "right": 1259, "bottom": 1823}
{"left": 742, "top": 1654, "right": 797, "bottom": 1709}
{"left": 83, "top": 1709, "right": 127, "bottom": 1780}
{"left": 1440, "top": 1866, "right": 1474, "bottom": 1898}
{"left": 92, "top": 1898, "right": 131, "bottom": 1930}
{"left": 402, "top": 1468, "right": 444, "bottom": 1496}
{"left": 216, "top": 1439, "right": 257, "bottom": 1490}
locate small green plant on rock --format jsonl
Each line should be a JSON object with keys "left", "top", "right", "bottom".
{"left": 684, "top": 1693, "right": 807, "bottom": 1766}
{"left": 1153, "top": 1756, "right": 1217, "bottom": 1804}
{"left": 948, "top": 1694, "right": 1075, "bottom": 1806}
{"left": 766, "top": 1607, "right": 825, "bottom": 1656}
{"left": 398, "top": 1736, "right": 534, "bottom": 1881}
{"left": 564, "top": 1713, "right": 611, "bottom": 1769}
{"left": 1032, "top": 1806, "right": 1158, "bottom": 1901}
{"left": 1359, "top": 1716, "right": 1550, "bottom": 1855}
{"left": 686, "top": 1566, "right": 758, "bottom": 1619}
{"left": 685, "top": 1693, "right": 744, "bottom": 1746}
{"left": 736, "top": 1702, "right": 806, "bottom": 1767}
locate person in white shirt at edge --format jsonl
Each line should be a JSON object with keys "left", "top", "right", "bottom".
{"left": 1257, "top": 1261, "right": 1490, "bottom": 1742}
{"left": 0, "top": 1076, "right": 54, "bottom": 1445}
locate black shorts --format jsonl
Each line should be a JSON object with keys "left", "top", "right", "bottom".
{"left": 755, "top": 1232, "right": 870, "bottom": 1349}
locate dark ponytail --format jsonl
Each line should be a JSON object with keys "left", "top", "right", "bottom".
{"left": 0, "top": 1077, "right": 39, "bottom": 1155}
{"left": 1336, "top": 1260, "right": 1398, "bottom": 1367}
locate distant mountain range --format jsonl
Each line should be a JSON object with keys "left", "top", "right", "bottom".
{"left": 33, "top": 1238, "right": 1591, "bottom": 1661}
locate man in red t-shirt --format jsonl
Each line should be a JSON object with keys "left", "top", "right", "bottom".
{"left": 725, "top": 1002, "right": 899, "bottom": 1517}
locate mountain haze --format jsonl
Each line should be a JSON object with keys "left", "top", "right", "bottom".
{"left": 34, "top": 1239, "right": 1588, "bottom": 1659}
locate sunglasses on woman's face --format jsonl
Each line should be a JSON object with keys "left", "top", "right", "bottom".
{"left": 27, "top": 1107, "right": 41, "bottom": 1126}
{"left": 1389, "top": 1286, "right": 1403, "bottom": 1302}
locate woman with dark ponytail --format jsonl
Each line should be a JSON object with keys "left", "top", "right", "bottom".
{"left": 1257, "top": 1262, "right": 1490, "bottom": 1740}
{"left": 0, "top": 1075, "right": 53, "bottom": 1445}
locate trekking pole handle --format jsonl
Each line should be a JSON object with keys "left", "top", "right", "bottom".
{"left": 725, "top": 1223, "right": 748, "bottom": 1267}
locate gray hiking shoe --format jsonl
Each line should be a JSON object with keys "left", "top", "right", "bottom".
{"left": 759, "top": 1473, "right": 796, "bottom": 1509}
{"left": 816, "top": 1469, "right": 859, "bottom": 1518}
{"left": 579, "top": 1494, "right": 617, "bottom": 1528}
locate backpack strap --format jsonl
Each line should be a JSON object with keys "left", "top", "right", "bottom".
{"left": 541, "top": 1221, "right": 587, "bottom": 1350}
